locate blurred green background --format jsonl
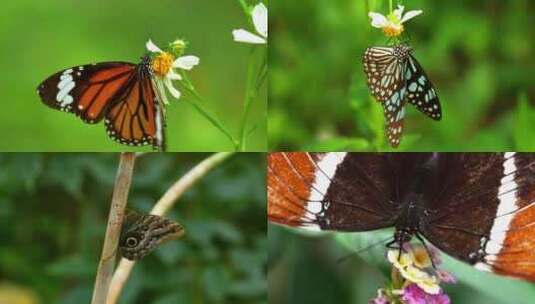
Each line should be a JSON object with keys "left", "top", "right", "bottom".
{"left": 269, "top": 0, "right": 535, "bottom": 151}
{"left": 0, "top": 153, "right": 266, "bottom": 304}
{"left": 269, "top": 225, "right": 535, "bottom": 304}
{"left": 0, "top": 0, "right": 266, "bottom": 151}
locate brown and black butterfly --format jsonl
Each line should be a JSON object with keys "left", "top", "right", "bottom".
{"left": 268, "top": 152, "right": 535, "bottom": 282}
{"left": 37, "top": 55, "right": 166, "bottom": 151}
{"left": 119, "top": 209, "right": 185, "bottom": 261}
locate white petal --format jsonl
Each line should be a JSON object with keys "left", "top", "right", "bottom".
{"left": 232, "top": 29, "right": 267, "bottom": 44}
{"left": 368, "top": 12, "right": 388, "bottom": 28}
{"left": 146, "top": 39, "right": 163, "bottom": 53}
{"left": 401, "top": 10, "right": 423, "bottom": 23}
{"left": 394, "top": 5, "right": 405, "bottom": 20}
{"left": 154, "top": 78, "right": 169, "bottom": 105}
{"left": 252, "top": 2, "right": 268, "bottom": 38}
{"left": 167, "top": 69, "right": 182, "bottom": 80}
{"left": 164, "top": 77, "right": 181, "bottom": 99}
{"left": 172, "top": 55, "right": 200, "bottom": 70}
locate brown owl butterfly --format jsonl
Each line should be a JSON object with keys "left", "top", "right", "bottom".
{"left": 119, "top": 209, "right": 185, "bottom": 260}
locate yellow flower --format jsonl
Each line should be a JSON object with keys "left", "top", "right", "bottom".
{"left": 410, "top": 244, "right": 434, "bottom": 269}
{"left": 387, "top": 248, "right": 412, "bottom": 269}
{"left": 386, "top": 245, "right": 441, "bottom": 295}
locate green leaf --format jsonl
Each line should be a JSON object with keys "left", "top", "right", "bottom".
{"left": 46, "top": 255, "right": 94, "bottom": 278}
{"left": 513, "top": 92, "right": 535, "bottom": 150}
{"left": 203, "top": 266, "right": 230, "bottom": 301}
{"left": 443, "top": 255, "right": 535, "bottom": 303}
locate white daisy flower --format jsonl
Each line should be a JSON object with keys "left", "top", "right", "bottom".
{"left": 369, "top": 5, "right": 422, "bottom": 37}
{"left": 232, "top": 2, "right": 268, "bottom": 44}
{"left": 146, "top": 39, "right": 200, "bottom": 103}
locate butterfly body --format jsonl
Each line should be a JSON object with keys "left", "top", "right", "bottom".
{"left": 119, "top": 210, "right": 184, "bottom": 260}
{"left": 363, "top": 44, "right": 441, "bottom": 147}
{"left": 37, "top": 55, "right": 166, "bottom": 150}
{"left": 268, "top": 152, "right": 535, "bottom": 281}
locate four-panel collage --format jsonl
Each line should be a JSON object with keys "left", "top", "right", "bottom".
{"left": 1, "top": 1, "right": 535, "bottom": 303}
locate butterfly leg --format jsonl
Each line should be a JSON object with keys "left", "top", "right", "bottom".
{"left": 415, "top": 233, "right": 437, "bottom": 269}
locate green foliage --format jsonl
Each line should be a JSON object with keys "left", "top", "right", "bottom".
{"left": 0, "top": 0, "right": 266, "bottom": 151}
{"left": 0, "top": 153, "right": 266, "bottom": 304}
{"left": 269, "top": 0, "right": 535, "bottom": 151}
{"left": 514, "top": 93, "right": 535, "bottom": 151}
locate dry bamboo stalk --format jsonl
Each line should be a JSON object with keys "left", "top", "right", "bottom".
{"left": 91, "top": 153, "right": 136, "bottom": 304}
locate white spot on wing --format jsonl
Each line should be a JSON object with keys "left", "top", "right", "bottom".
{"left": 483, "top": 152, "right": 517, "bottom": 259}
{"left": 302, "top": 153, "right": 347, "bottom": 230}
{"left": 418, "top": 76, "right": 426, "bottom": 85}
{"left": 474, "top": 262, "right": 492, "bottom": 272}
{"left": 56, "top": 69, "right": 76, "bottom": 107}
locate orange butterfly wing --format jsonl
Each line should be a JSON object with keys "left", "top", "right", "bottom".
{"left": 104, "top": 71, "right": 165, "bottom": 149}
{"left": 37, "top": 56, "right": 165, "bottom": 150}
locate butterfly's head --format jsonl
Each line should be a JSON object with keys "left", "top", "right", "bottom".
{"left": 393, "top": 44, "right": 412, "bottom": 58}
{"left": 393, "top": 227, "right": 416, "bottom": 245}
{"left": 141, "top": 54, "right": 152, "bottom": 65}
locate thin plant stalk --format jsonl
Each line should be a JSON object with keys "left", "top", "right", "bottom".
{"left": 238, "top": 49, "right": 258, "bottom": 151}
{"left": 239, "top": 46, "right": 267, "bottom": 151}
{"left": 180, "top": 74, "right": 239, "bottom": 150}
{"left": 106, "top": 152, "right": 234, "bottom": 304}
{"left": 238, "top": 0, "right": 250, "bottom": 16}
{"left": 91, "top": 153, "right": 136, "bottom": 304}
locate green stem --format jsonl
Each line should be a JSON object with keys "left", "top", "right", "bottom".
{"left": 238, "top": 48, "right": 258, "bottom": 151}
{"left": 181, "top": 74, "right": 239, "bottom": 150}
{"left": 239, "top": 47, "right": 266, "bottom": 151}
{"left": 238, "top": 0, "right": 249, "bottom": 15}
{"left": 389, "top": 0, "right": 393, "bottom": 13}
{"left": 255, "top": 48, "right": 267, "bottom": 91}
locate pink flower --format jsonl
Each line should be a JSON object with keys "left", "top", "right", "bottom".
{"left": 369, "top": 296, "right": 389, "bottom": 304}
{"left": 426, "top": 245, "right": 442, "bottom": 266}
{"left": 402, "top": 284, "right": 450, "bottom": 304}
{"left": 436, "top": 269, "right": 457, "bottom": 284}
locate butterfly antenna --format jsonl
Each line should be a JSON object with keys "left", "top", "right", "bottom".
{"left": 336, "top": 235, "right": 395, "bottom": 264}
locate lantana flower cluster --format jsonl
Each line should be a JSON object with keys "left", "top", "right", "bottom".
{"left": 370, "top": 243, "right": 456, "bottom": 304}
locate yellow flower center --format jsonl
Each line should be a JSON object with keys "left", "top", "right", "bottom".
{"left": 411, "top": 246, "right": 433, "bottom": 269}
{"left": 383, "top": 23, "right": 404, "bottom": 37}
{"left": 151, "top": 52, "right": 175, "bottom": 77}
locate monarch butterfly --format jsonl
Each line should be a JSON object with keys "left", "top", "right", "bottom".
{"left": 37, "top": 55, "right": 166, "bottom": 151}
{"left": 363, "top": 44, "right": 441, "bottom": 147}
